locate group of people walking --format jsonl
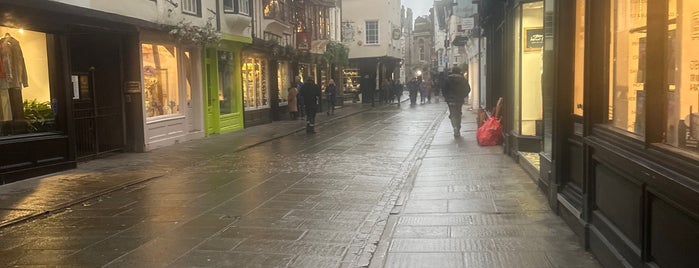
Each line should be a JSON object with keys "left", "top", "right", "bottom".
{"left": 286, "top": 66, "right": 470, "bottom": 137}
{"left": 287, "top": 76, "right": 338, "bottom": 134}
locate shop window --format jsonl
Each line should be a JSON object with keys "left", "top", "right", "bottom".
{"left": 242, "top": 56, "right": 269, "bottom": 110}
{"left": 278, "top": 61, "right": 290, "bottom": 104}
{"left": 181, "top": 0, "right": 201, "bottom": 16}
{"left": 366, "top": 21, "right": 379, "bottom": 45}
{"left": 224, "top": 0, "right": 250, "bottom": 15}
{"left": 264, "top": 0, "right": 289, "bottom": 22}
{"left": 218, "top": 51, "right": 235, "bottom": 115}
{"left": 609, "top": 0, "right": 647, "bottom": 135}
{"left": 573, "top": 0, "right": 586, "bottom": 116}
{"left": 665, "top": 0, "right": 699, "bottom": 153}
{"left": 142, "top": 43, "right": 181, "bottom": 118}
{"left": 0, "top": 27, "right": 55, "bottom": 137}
{"left": 519, "top": 2, "right": 544, "bottom": 136}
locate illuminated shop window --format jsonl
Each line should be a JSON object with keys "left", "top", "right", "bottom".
{"left": 0, "top": 27, "right": 55, "bottom": 136}
{"left": 141, "top": 43, "right": 180, "bottom": 118}
{"left": 242, "top": 56, "right": 269, "bottom": 110}
{"left": 609, "top": 0, "right": 647, "bottom": 135}
{"left": 278, "top": 61, "right": 290, "bottom": 104}
{"left": 665, "top": 0, "right": 699, "bottom": 153}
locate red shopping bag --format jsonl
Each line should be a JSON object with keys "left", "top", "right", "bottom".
{"left": 477, "top": 117, "right": 503, "bottom": 146}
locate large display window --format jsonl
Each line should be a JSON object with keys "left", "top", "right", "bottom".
{"left": 218, "top": 50, "right": 236, "bottom": 115}
{"left": 141, "top": 43, "right": 181, "bottom": 118}
{"left": 573, "top": 0, "right": 586, "bottom": 116}
{"left": 278, "top": 61, "right": 290, "bottom": 104}
{"left": 609, "top": 0, "right": 647, "bottom": 135}
{"left": 0, "top": 26, "right": 55, "bottom": 137}
{"left": 242, "top": 54, "right": 269, "bottom": 110}
{"left": 513, "top": 2, "right": 544, "bottom": 136}
{"left": 665, "top": 0, "right": 699, "bottom": 153}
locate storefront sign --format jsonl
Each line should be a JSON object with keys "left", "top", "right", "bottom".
{"left": 524, "top": 28, "right": 544, "bottom": 51}
{"left": 296, "top": 32, "right": 311, "bottom": 51}
{"left": 691, "top": 11, "right": 699, "bottom": 40}
{"left": 124, "top": 81, "right": 141, "bottom": 94}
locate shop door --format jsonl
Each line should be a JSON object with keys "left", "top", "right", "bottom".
{"left": 204, "top": 48, "right": 220, "bottom": 134}
{"left": 70, "top": 34, "right": 124, "bottom": 158}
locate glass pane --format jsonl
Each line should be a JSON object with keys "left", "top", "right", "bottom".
{"left": 184, "top": 51, "right": 192, "bottom": 108}
{"left": 242, "top": 56, "right": 269, "bottom": 110}
{"left": 520, "top": 1, "right": 544, "bottom": 136}
{"left": 513, "top": 5, "right": 521, "bottom": 135}
{"left": 609, "top": 0, "right": 647, "bottom": 135}
{"left": 0, "top": 27, "right": 55, "bottom": 136}
{"left": 218, "top": 51, "right": 234, "bottom": 114}
{"left": 278, "top": 61, "right": 289, "bottom": 104}
{"left": 665, "top": 0, "right": 699, "bottom": 153}
{"left": 142, "top": 43, "right": 180, "bottom": 118}
{"left": 573, "top": 0, "right": 586, "bottom": 116}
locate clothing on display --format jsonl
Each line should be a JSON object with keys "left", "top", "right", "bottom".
{"left": 0, "top": 33, "right": 29, "bottom": 121}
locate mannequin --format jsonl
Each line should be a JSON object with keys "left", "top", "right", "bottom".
{"left": 0, "top": 32, "right": 29, "bottom": 121}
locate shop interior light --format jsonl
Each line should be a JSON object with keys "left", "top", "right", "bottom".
{"left": 18, "top": 28, "right": 24, "bottom": 34}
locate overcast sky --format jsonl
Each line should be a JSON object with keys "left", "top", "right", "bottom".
{"left": 402, "top": 0, "right": 431, "bottom": 18}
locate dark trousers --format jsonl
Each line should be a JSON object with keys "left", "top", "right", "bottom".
{"left": 305, "top": 105, "right": 317, "bottom": 125}
{"left": 448, "top": 102, "right": 463, "bottom": 130}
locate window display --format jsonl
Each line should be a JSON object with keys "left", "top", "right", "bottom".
{"left": 142, "top": 43, "right": 181, "bottom": 118}
{"left": 609, "top": 0, "right": 647, "bottom": 135}
{"left": 665, "top": 0, "right": 699, "bottom": 152}
{"left": 218, "top": 51, "right": 235, "bottom": 114}
{"left": 242, "top": 55, "right": 269, "bottom": 110}
{"left": 0, "top": 26, "right": 54, "bottom": 136}
{"left": 278, "top": 61, "right": 290, "bottom": 104}
{"left": 513, "top": 2, "right": 544, "bottom": 136}
{"left": 573, "top": 0, "right": 585, "bottom": 116}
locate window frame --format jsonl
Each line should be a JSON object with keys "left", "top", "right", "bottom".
{"left": 180, "top": 0, "right": 202, "bottom": 17}
{"left": 365, "top": 20, "right": 379, "bottom": 45}
{"left": 223, "top": 0, "right": 251, "bottom": 16}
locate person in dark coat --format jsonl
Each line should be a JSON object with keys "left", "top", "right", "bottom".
{"left": 442, "top": 67, "right": 471, "bottom": 137}
{"left": 300, "top": 76, "right": 322, "bottom": 133}
{"left": 407, "top": 77, "right": 419, "bottom": 105}
{"left": 295, "top": 75, "right": 305, "bottom": 119}
{"left": 324, "top": 79, "right": 338, "bottom": 115}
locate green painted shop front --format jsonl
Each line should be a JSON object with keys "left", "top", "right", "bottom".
{"left": 203, "top": 35, "right": 251, "bottom": 135}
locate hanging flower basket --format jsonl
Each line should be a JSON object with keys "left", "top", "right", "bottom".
{"left": 168, "top": 18, "right": 221, "bottom": 45}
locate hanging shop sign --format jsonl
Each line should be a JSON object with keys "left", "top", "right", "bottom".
{"left": 296, "top": 32, "right": 311, "bottom": 51}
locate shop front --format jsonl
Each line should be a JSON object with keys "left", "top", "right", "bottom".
{"left": 203, "top": 36, "right": 247, "bottom": 135}
{"left": 0, "top": 2, "right": 141, "bottom": 183}
{"left": 578, "top": 0, "right": 699, "bottom": 267}
{"left": 140, "top": 31, "right": 204, "bottom": 151}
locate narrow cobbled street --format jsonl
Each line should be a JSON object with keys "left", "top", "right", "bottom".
{"left": 0, "top": 102, "right": 599, "bottom": 267}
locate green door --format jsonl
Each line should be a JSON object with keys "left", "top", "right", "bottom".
{"left": 204, "top": 48, "right": 220, "bottom": 135}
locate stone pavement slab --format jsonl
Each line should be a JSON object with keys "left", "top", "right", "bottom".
{"left": 371, "top": 106, "right": 602, "bottom": 268}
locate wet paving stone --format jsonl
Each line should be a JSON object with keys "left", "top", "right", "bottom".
{"left": 0, "top": 103, "right": 600, "bottom": 267}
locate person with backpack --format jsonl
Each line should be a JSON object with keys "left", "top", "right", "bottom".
{"left": 442, "top": 67, "right": 471, "bottom": 137}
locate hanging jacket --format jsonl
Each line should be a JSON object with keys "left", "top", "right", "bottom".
{"left": 0, "top": 36, "right": 28, "bottom": 89}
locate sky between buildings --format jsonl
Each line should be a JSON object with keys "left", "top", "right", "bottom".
{"left": 403, "top": 0, "right": 431, "bottom": 18}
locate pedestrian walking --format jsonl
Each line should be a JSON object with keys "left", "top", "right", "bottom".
{"left": 418, "top": 77, "right": 426, "bottom": 104}
{"left": 325, "top": 79, "right": 337, "bottom": 115}
{"left": 300, "top": 76, "right": 322, "bottom": 133}
{"left": 295, "top": 75, "right": 305, "bottom": 120}
{"left": 287, "top": 85, "right": 298, "bottom": 120}
{"left": 408, "top": 77, "right": 419, "bottom": 105}
{"left": 442, "top": 67, "right": 471, "bottom": 137}
{"left": 393, "top": 80, "right": 403, "bottom": 105}
{"left": 381, "top": 78, "right": 392, "bottom": 104}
